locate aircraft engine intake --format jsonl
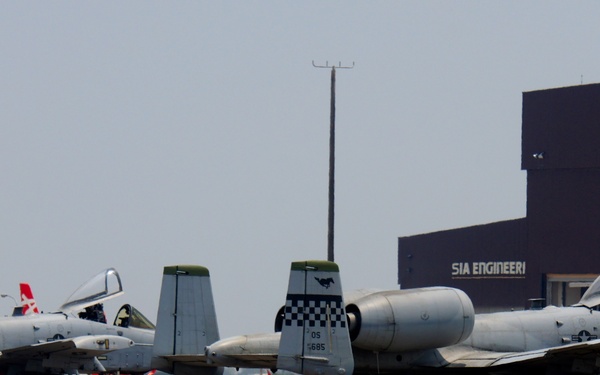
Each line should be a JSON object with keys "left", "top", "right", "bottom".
{"left": 345, "top": 287, "right": 474, "bottom": 352}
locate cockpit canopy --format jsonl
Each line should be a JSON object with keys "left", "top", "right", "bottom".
{"left": 574, "top": 274, "right": 600, "bottom": 308}
{"left": 59, "top": 268, "right": 124, "bottom": 313}
{"left": 113, "top": 304, "right": 155, "bottom": 330}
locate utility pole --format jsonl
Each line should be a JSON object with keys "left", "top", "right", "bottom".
{"left": 312, "top": 61, "right": 354, "bottom": 262}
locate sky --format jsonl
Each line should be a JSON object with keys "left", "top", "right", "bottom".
{"left": 1, "top": 2, "right": 600, "bottom": 338}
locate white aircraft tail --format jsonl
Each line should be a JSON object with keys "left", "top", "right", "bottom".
{"left": 153, "top": 265, "right": 222, "bottom": 375}
{"left": 277, "top": 260, "right": 354, "bottom": 375}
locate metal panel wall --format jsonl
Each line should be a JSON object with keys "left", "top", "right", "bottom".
{"left": 525, "top": 169, "right": 600, "bottom": 300}
{"left": 398, "top": 219, "right": 528, "bottom": 310}
{"left": 522, "top": 83, "right": 600, "bottom": 171}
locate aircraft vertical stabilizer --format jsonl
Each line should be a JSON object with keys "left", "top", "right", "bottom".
{"left": 19, "top": 283, "right": 40, "bottom": 314}
{"left": 277, "top": 260, "right": 354, "bottom": 375}
{"left": 153, "top": 265, "right": 221, "bottom": 375}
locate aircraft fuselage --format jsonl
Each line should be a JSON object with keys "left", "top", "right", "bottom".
{"left": 466, "top": 305, "right": 600, "bottom": 351}
{"left": 0, "top": 312, "right": 154, "bottom": 374}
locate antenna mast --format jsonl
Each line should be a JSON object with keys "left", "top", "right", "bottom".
{"left": 312, "top": 61, "right": 354, "bottom": 262}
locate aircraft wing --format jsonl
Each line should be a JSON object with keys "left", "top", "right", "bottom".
{"left": 209, "top": 354, "right": 278, "bottom": 368}
{"left": 437, "top": 339, "right": 600, "bottom": 369}
{"left": 160, "top": 355, "right": 211, "bottom": 367}
{"left": 494, "top": 339, "right": 600, "bottom": 367}
{"left": 161, "top": 354, "right": 278, "bottom": 369}
{"left": 0, "top": 335, "right": 134, "bottom": 372}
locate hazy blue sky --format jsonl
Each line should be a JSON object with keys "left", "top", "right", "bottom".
{"left": 1, "top": 2, "right": 599, "bottom": 337}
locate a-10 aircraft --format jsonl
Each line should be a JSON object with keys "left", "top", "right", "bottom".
{"left": 0, "top": 266, "right": 223, "bottom": 375}
{"left": 201, "top": 260, "right": 600, "bottom": 375}
{"left": 4, "top": 261, "right": 600, "bottom": 375}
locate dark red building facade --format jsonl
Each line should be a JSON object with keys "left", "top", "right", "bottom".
{"left": 398, "top": 83, "right": 600, "bottom": 311}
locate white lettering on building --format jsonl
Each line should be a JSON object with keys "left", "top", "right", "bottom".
{"left": 451, "top": 261, "right": 526, "bottom": 279}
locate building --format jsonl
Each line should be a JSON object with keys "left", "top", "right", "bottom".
{"left": 398, "top": 83, "right": 600, "bottom": 312}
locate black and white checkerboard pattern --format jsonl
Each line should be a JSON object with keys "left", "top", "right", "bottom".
{"left": 283, "top": 294, "right": 346, "bottom": 328}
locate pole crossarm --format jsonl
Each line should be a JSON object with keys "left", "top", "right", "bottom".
{"left": 312, "top": 61, "right": 355, "bottom": 69}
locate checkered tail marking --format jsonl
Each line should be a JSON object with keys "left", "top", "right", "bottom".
{"left": 283, "top": 294, "right": 346, "bottom": 328}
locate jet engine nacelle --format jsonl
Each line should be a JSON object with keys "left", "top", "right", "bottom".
{"left": 345, "top": 287, "right": 474, "bottom": 352}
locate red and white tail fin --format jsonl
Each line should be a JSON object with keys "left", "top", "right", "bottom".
{"left": 20, "top": 283, "right": 40, "bottom": 314}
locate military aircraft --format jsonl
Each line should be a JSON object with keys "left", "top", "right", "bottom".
{"left": 0, "top": 268, "right": 153, "bottom": 374}
{"left": 202, "top": 260, "right": 600, "bottom": 375}
{"left": 0, "top": 266, "right": 222, "bottom": 375}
